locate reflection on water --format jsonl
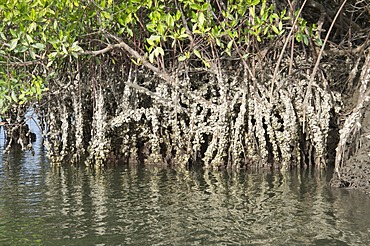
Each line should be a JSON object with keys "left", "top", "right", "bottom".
{"left": 1, "top": 122, "right": 370, "bottom": 245}
{"left": 1, "top": 161, "right": 370, "bottom": 245}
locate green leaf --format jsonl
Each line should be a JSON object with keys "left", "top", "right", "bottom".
{"left": 203, "top": 60, "right": 210, "bottom": 68}
{"left": 9, "top": 39, "right": 18, "bottom": 51}
{"left": 224, "top": 48, "right": 231, "bottom": 56}
{"left": 153, "top": 47, "right": 161, "bottom": 56}
{"left": 71, "top": 42, "right": 83, "bottom": 52}
{"left": 315, "top": 38, "right": 323, "bottom": 46}
{"left": 156, "top": 47, "right": 164, "bottom": 56}
{"left": 242, "top": 53, "right": 250, "bottom": 59}
{"left": 30, "top": 49, "right": 36, "bottom": 59}
{"left": 32, "top": 43, "right": 45, "bottom": 50}
{"left": 62, "top": 45, "right": 68, "bottom": 54}
{"left": 198, "top": 12, "right": 205, "bottom": 27}
{"left": 102, "top": 11, "right": 111, "bottom": 19}
{"left": 190, "top": 3, "right": 201, "bottom": 10}
{"left": 28, "top": 22, "right": 37, "bottom": 33}
{"left": 117, "top": 27, "right": 125, "bottom": 34}
{"left": 175, "top": 10, "right": 181, "bottom": 20}
{"left": 178, "top": 33, "right": 188, "bottom": 39}
{"left": 270, "top": 13, "right": 279, "bottom": 21}
{"left": 193, "top": 49, "right": 201, "bottom": 59}
{"left": 146, "top": 23, "right": 157, "bottom": 32}
{"left": 147, "top": 35, "right": 161, "bottom": 46}
{"left": 192, "top": 23, "right": 198, "bottom": 32}
{"left": 271, "top": 25, "right": 279, "bottom": 35}
{"left": 26, "top": 34, "right": 33, "bottom": 44}
{"left": 149, "top": 52, "right": 154, "bottom": 63}
{"left": 250, "top": 0, "right": 260, "bottom": 5}
{"left": 165, "top": 14, "right": 174, "bottom": 27}
{"left": 201, "top": 3, "right": 209, "bottom": 11}
{"left": 131, "top": 57, "right": 142, "bottom": 65}
{"left": 227, "top": 40, "right": 233, "bottom": 49}
{"left": 296, "top": 33, "right": 302, "bottom": 42}
{"left": 11, "top": 90, "right": 18, "bottom": 103}
{"left": 127, "top": 28, "right": 133, "bottom": 37}
{"left": 249, "top": 6, "right": 255, "bottom": 18}
{"left": 303, "top": 36, "right": 309, "bottom": 46}
{"left": 215, "top": 38, "right": 221, "bottom": 47}
{"left": 157, "top": 23, "right": 166, "bottom": 36}
{"left": 30, "top": 8, "right": 36, "bottom": 21}
{"left": 10, "top": 29, "right": 17, "bottom": 37}
{"left": 178, "top": 55, "right": 187, "bottom": 61}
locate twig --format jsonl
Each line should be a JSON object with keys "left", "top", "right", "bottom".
{"left": 0, "top": 59, "right": 43, "bottom": 67}
{"left": 270, "top": 0, "right": 308, "bottom": 98}
{"left": 81, "top": 34, "right": 173, "bottom": 83}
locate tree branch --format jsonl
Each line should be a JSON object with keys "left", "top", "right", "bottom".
{"left": 80, "top": 33, "right": 215, "bottom": 109}
{"left": 81, "top": 34, "right": 173, "bottom": 83}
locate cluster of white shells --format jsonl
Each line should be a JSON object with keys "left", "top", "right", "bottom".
{"left": 41, "top": 54, "right": 340, "bottom": 169}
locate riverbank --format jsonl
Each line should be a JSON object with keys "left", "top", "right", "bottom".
{"left": 331, "top": 100, "right": 370, "bottom": 193}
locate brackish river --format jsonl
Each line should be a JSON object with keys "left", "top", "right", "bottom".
{"left": 1, "top": 123, "right": 370, "bottom": 245}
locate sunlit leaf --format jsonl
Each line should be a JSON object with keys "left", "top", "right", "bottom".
{"left": 149, "top": 52, "right": 154, "bottom": 63}
{"left": 25, "top": 34, "right": 33, "bottom": 44}
{"left": 166, "top": 14, "right": 174, "bottom": 27}
{"left": 147, "top": 35, "right": 161, "bottom": 46}
{"left": 193, "top": 49, "right": 201, "bottom": 59}
{"left": 227, "top": 40, "right": 233, "bottom": 49}
{"left": 127, "top": 28, "right": 133, "bottom": 37}
{"left": 178, "top": 55, "right": 187, "bottom": 61}
{"left": 190, "top": 3, "right": 201, "bottom": 10}
{"left": 271, "top": 25, "right": 279, "bottom": 35}
{"left": 8, "top": 39, "right": 18, "bottom": 51}
{"left": 198, "top": 12, "right": 205, "bottom": 27}
{"left": 157, "top": 47, "right": 164, "bottom": 56}
{"left": 28, "top": 22, "right": 37, "bottom": 33}
{"left": 32, "top": 43, "right": 45, "bottom": 50}
{"left": 203, "top": 60, "right": 210, "bottom": 68}
{"left": 30, "top": 49, "right": 36, "bottom": 59}
{"left": 250, "top": 0, "right": 260, "bottom": 5}
{"left": 11, "top": 90, "right": 18, "bottom": 103}
{"left": 278, "top": 21, "right": 283, "bottom": 31}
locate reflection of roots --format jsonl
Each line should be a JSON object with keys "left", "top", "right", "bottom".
{"left": 5, "top": 124, "right": 36, "bottom": 150}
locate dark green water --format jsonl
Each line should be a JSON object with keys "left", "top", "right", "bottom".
{"left": 1, "top": 125, "right": 370, "bottom": 245}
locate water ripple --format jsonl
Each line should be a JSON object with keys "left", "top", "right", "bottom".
{"left": 1, "top": 158, "right": 370, "bottom": 245}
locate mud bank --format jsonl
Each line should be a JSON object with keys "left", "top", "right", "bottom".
{"left": 331, "top": 101, "right": 370, "bottom": 193}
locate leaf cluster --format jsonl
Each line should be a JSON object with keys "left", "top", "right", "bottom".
{"left": 0, "top": 0, "right": 319, "bottom": 116}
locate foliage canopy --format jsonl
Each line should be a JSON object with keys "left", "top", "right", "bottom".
{"left": 0, "top": 0, "right": 320, "bottom": 115}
